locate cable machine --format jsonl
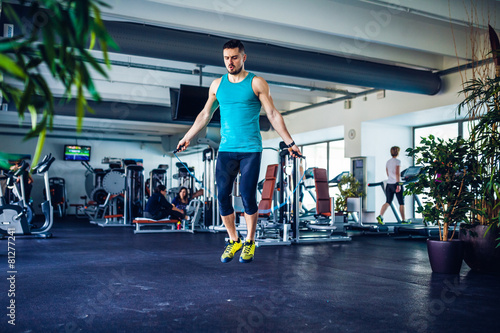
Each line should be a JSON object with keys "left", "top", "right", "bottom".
{"left": 203, "top": 147, "right": 220, "bottom": 230}
{"left": 279, "top": 142, "right": 350, "bottom": 244}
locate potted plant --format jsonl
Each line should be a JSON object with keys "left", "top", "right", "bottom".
{"left": 405, "top": 135, "right": 476, "bottom": 274}
{"left": 455, "top": 25, "right": 500, "bottom": 273}
{"left": 334, "top": 174, "right": 364, "bottom": 222}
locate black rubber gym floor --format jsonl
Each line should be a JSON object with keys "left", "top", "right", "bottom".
{"left": 1, "top": 217, "right": 499, "bottom": 333}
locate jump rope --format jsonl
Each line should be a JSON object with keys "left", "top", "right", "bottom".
{"left": 172, "top": 146, "right": 305, "bottom": 215}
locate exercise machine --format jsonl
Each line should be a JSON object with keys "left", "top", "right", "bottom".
{"left": 253, "top": 163, "right": 292, "bottom": 246}
{"left": 146, "top": 165, "right": 168, "bottom": 198}
{"left": 390, "top": 166, "right": 442, "bottom": 238}
{"left": 368, "top": 166, "right": 423, "bottom": 223}
{"left": 47, "top": 177, "right": 68, "bottom": 218}
{"left": 202, "top": 147, "right": 219, "bottom": 230}
{"left": 0, "top": 154, "right": 55, "bottom": 238}
{"left": 351, "top": 156, "right": 375, "bottom": 213}
{"left": 0, "top": 161, "right": 34, "bottom": 225}
{"left": 124, "top": 165, "right": 144, "bottom": 225}
{"left": 170, "top": 162, "right": 196, "bottom": 199}
{"left": 82, "top": 161, "right": 108, "bottom": 206}
{"left": 253, "top": 143, "right": 351, "bottom": 246}
{"left": 90, "top": 169, "right": 126, "bottom": 227}
{"left": 286, "top": 144, "right": 351, "bottom": 244}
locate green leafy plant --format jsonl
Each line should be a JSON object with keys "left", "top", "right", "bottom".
{"left": 0, "top": 0, "right": 116, "bottom": 165}
{"left": 459, "top": 87, "right": 500, "bottom": 230}
{"left": 456, "top": 25, "right": 500, "bottom": 243}
{"left": 334, "top": 174, "right": 364, "bottom": 213}
{"left": 405, "top": 135, "right": 476, "bottom": 241}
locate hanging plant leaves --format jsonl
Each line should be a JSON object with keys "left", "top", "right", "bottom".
{"left": 0, "top": 0, "right": 116, "bottom": 166}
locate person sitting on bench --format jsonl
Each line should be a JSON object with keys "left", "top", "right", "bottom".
{"left": 146, "top": 185, "right": 185, "bottom": 221}
{"left": 172, "top": 186, "right": 190, "bottom": 214}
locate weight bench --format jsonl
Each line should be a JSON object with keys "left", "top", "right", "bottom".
{"left": 132, "top": 217, "right": 192, "bottom": 234}
{"left": 306, "top": 168, "right": 338, "bottom": 231}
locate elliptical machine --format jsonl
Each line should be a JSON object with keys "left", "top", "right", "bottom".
{"left": 0, "top": 154, "right": 55, "bottom": 238}
{"left": 1, "top": 160, "right": 35, "bottom": 225}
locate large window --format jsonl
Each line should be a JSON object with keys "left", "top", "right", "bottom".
{"left": 414, "top": 119, "right": 478, "bottom": 145}
{"left": 414, "top": 122, "right": 459, "bottom": 144}
{"left": 328, "top": 140, "right": 350, "bottom": 180}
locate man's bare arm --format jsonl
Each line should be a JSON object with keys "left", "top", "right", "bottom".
{"left": 254, "top": 77, "right": 301, "bottom": 157}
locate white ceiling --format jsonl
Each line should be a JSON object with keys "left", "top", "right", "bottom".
{"left": 3, "top": 0, "right": 500, "bottom": 139}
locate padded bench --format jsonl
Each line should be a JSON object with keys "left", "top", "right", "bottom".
{"left": 132, "top": 217, "right": 192, "bottom": 234}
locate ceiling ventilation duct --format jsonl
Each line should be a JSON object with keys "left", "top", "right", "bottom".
{"left": 102, "top": 21, "right": 441, "bottom": 95}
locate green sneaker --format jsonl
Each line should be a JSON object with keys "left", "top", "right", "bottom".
{"left": 376, "top": 215, "right": 384, "bottom": 225}
{"left": 401, "top": 220, "right": 412, "bottom": 224}
{"left": 239, "top": 240, "right": 256, "bottom": 263}
{"left": 221, "top": 239, "right": 242, "bottom": 263}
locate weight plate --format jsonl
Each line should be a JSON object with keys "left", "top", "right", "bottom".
{"left": 102, "top": 171, "right": 125, "bottom": 195}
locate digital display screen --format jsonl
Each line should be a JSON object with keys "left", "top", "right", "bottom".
{"left": 64, "top": 145, "right": 91, "bottom": 161}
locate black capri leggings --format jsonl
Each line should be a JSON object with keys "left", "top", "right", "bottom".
{"left": 385, "top": 183, "right": 404, "bottom": 205}
{"left": 216, "top": 152, "right": 262, "bottom": 216}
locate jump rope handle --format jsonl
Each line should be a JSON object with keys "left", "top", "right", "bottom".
{"left": 173, "top": 144, "right": 185, "bottom": 154}
{"left": 279, "top": 141, "right": 304, "bottom": 159}
{"left": 281, "top": 148, "right": 304, "bottom": 159}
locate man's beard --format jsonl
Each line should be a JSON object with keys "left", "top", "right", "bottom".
{"left": 228, "top": 65, "right": 242, "bottom": 75}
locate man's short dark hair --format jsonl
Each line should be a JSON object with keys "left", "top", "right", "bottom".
{"left": 223, "top": 39, "right": 245, "bottom": 53}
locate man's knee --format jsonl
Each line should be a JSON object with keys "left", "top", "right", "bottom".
{"left": 240, "top": 196, "right": 258, "bottom": 215}
{"left": 219, "top": 205, "right": 235, "bottom": 216}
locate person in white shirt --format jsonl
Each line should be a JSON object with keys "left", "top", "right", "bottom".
{"left": 376, "top": 146, "right": 406, "bottom": 224}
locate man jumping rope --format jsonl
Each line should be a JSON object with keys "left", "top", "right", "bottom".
{"left": 176, "top": 39, "right": 301, "bottom": 263}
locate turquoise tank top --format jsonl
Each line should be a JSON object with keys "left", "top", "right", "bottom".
{"left": 216, "top": 72, "right": 262, "bottom": 152}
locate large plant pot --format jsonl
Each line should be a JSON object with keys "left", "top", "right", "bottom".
{"left": 427, "top": 239, "right": 464, "bottom": 274}
{"left": 459, "top": 224, "right": 500, "bottom": 273}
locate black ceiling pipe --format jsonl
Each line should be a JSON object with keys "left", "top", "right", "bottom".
{"left": 102, "top": 21, "right": 441, "bottom": 95}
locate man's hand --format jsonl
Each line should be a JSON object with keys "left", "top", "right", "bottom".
{"left": 288, "top": 145, "right": 303, "bottom": 159}
{"left": 175, "top": 138, "right": 190, "bottom": 153}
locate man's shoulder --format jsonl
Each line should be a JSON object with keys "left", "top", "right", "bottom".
{"left": 251, "top": 74, "right": 265, "bottom": 83}
{"left": 211, "top": 76, "right": 224, "bottom": 88}
{"left": 251, "top": 75, "right": 268, "bottom": 90}
{"left": 212, "top": 76, "right": 223, "bottom": 85}
{"left": 210, "top": 77, "right": 223, "bottom": 95}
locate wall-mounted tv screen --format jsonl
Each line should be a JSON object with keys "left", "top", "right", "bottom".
{"left": 64, "top": 145, "right": 91, "bottom": 161}
{"left": 171, "top": 85, "right": 220, "bottom": 124}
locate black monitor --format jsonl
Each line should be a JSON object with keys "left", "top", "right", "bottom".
{"left": 64, "top": 145, "right": 91, "bottom": 161}
{"left": 171, "top": 84, "right": 220, "bottom": 124}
